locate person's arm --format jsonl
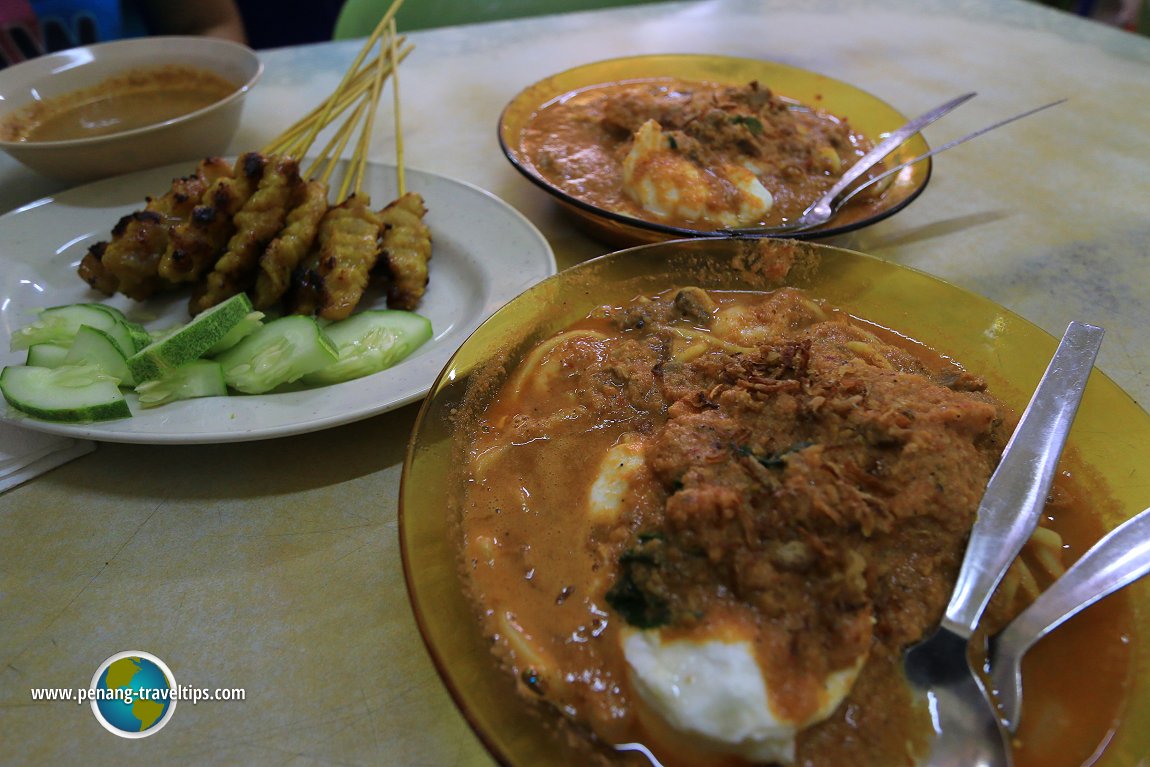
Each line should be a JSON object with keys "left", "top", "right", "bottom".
{"left": 136, "top": 0, "right": 248, "bottom": 44}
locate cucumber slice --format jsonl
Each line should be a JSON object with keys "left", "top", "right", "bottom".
{"left": 135, "top": 360, "right": 227, "bottom": 408}
{"left": 64, "top": 325, "right": 135, "bottom": 386}
{"left": 86, "top": 304, "right": 152, "bottom": 351}
{"left": 301, "top": 310, "right": 433, "bottom": 385}
{"left": 89, "top": 303, "right": 131, "bottom": 322}
{"left": 128, "top": 293, "right": 255, "bottom": 382}
{"left": 203, "top": 311, "right": 265, "bottom": 356}
{"left": 26, "top": 343, "right": 70, "bottom": 368}
{"left": 125, "top": 322, "right": 153, "bottom": 352}
{"left": 9, "top": 303, "right": 135, "bottom": 356}
{"left": 216, "top": 315, "right": 338, "bottom": 394}
{"left": 0, "top": 364, "right": 130, "bottom": 422}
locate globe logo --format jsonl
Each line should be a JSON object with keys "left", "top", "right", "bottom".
{"left": 90, "top": 651, "right": 177, "bottom": 738}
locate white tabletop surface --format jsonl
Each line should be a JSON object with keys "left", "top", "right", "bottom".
{"left": 1, "top": 1, "right": 1149, "bottom": 765}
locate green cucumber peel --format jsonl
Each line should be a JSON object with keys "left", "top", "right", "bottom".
{"left": 128, "top": 293, "right": 255, "bottom": 382}
{"left": 203, "top": 311, "right": 265, "bottom": 356}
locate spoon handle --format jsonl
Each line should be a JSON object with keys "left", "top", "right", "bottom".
{"left": 800, "top": 91, "right": 976, "bottom": 221}
{"left": 996, "top": 504, "right": 1150, "bottom": 663}
{"left": 831, "top": 98, "right": 1068, "bottom": 214}
{"left": 943, "top": 321, "right": 1104, "bottom": 637}
{"left": 728, "top": 96, "right": 1065, "bottom": 237}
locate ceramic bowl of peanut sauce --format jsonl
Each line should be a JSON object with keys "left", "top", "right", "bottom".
{"left": 0, "top": 36, "right": 262, "bottom": 184}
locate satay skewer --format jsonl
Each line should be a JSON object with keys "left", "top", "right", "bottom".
{"left": 262, "top": 43, "right": 412, "bottom": 160}
{"left": 290, "top": 2, "right": 406, "bottom": 162}
{"left": 343, "top": 25, "right": 394, "bottom": 200}
{"left": 388, "top": 19, "right": 406, "bottom": 197}
{"left": 308, "top": 98, "right": 369, "bottom": 186}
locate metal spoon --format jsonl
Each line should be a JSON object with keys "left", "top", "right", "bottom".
{"left": 730, "top": 97, "right": 1066, "bottom": 237}
{"left": 988, "top": 503, "right": 1150, "bottom": 733}
{"left": 725, "top": 91, "right": 973, "bottom": 236}
{"left": 902, "top": 320, "right": 1104, "bottom": 767}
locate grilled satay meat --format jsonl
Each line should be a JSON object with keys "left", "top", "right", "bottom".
{"left": 74, "top": 154, "right": 436, "bottom": 321}
{"left": 252, "top": 178, "right": 329, "bottom": 310}
{"left": 77, "top": 241, "right": 119, "bottom": 295}
{"left": 287, "top": 251, "right": 325, "bottom": 317}
{"left": 376, "top": 192, "right": 431, "bottom": 311}
{"left": 160, "top": 153, "right": 265, "bottom": 287}
{"left": 98, "top": 210, "right": 171, "bottom": 300}
{"left": 79, "top": 160, "right": 225, "bottom": 300}
{"left": 311, "top": 193, "right": 384, "bottom": 321}
{"left": 190, "top": 155, "right": 303, "bottom": 314}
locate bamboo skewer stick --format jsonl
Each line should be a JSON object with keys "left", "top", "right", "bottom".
{"left": 389, "top": 18, "right": 406, "bottom": 197}
{"left": 344, "top": 28, "right": 392, "bottom": 200}
{"left": 253, "top": 0, "right": 410, "bottom": 203}
{"left": 309, "top": 99, "right": 370, "bottom": 186}
{"left": 261, "top": 43, "right": 412, "bottom": 159}
{"left": 292, "top": 4, "right": 404, "bottom": 162}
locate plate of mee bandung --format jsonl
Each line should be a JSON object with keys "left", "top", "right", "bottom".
{"left": 401, "top": 238, "right": 1150, "bottom": 767}
{"left": 498, "top": 54, "right": 932, "bottom": 247}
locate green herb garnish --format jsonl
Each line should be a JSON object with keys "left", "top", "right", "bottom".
{"left": 737, "top": 441, "right": 816, "bottom": 469}
{"left": 605, "top": 535, "right": 671, "bottom": 628}
{"left": 731, "top": 115, "right": 764, "bottom": 135}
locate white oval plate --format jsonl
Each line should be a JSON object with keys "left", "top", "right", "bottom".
{"left": 0, "top": 162, "right": 556, "bottom": 443}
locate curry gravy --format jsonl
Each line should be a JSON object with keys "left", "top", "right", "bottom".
{"left": 1, "top": 65, "right": 236, "bottom": 142}
{"left": 460, "top": 287, "right": 1133, "bottom": 767}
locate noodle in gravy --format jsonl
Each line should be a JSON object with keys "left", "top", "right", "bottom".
{"left": 458, "top": 285, "right": 1132, "bottom": 766}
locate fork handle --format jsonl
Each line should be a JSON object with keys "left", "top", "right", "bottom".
{"left": 989, "top": 502, "right": 1150, "bottom": 732}
{"left": 804, "top": 91, "right": 976, "bottom": 217}
{"left": 942, "top": 321, "right": 1104, "bottom": 637}
{"left": 832, "top": 99, "right": 1068, "bottom": 215}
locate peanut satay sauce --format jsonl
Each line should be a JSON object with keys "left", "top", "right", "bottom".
{"left": 1, "top": 65, "right": 236, "bottom": 142}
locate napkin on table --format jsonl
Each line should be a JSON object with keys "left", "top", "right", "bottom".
{"left": 0, "top": 422, "right": 94, "bottom": 494}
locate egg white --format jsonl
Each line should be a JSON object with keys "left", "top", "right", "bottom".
{"left": 621, "top": 119, "right": 773, "bottom": 228}
{"left": 588, "top": 440, "right": 649, "bottom": 524}
{"left": 588, "top": 437, "right": 864, "bottom": 763}
{"left": 621, "top": 626, "right": 863, "bottom": 764}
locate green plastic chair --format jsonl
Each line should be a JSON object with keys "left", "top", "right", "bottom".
{"left": 333, "top": 0, "right": 667, "bottom": 37}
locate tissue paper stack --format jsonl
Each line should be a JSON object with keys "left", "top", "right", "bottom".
{"left": 1, "top": 422, "right": 94, "bottom": 494}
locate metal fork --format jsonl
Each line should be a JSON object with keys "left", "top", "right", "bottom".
{"left": 730, "top": 96, "right": 1066, "bottom": 237}
{"left": 988, "top": 501, "right": 1150, "bottom": 733}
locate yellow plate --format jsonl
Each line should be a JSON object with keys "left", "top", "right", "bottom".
{"left": 400, "top": 238, "right": 1150, "bottom": 767}
{"left": 498, "top": 54, "right": 932, "bottom": 248}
